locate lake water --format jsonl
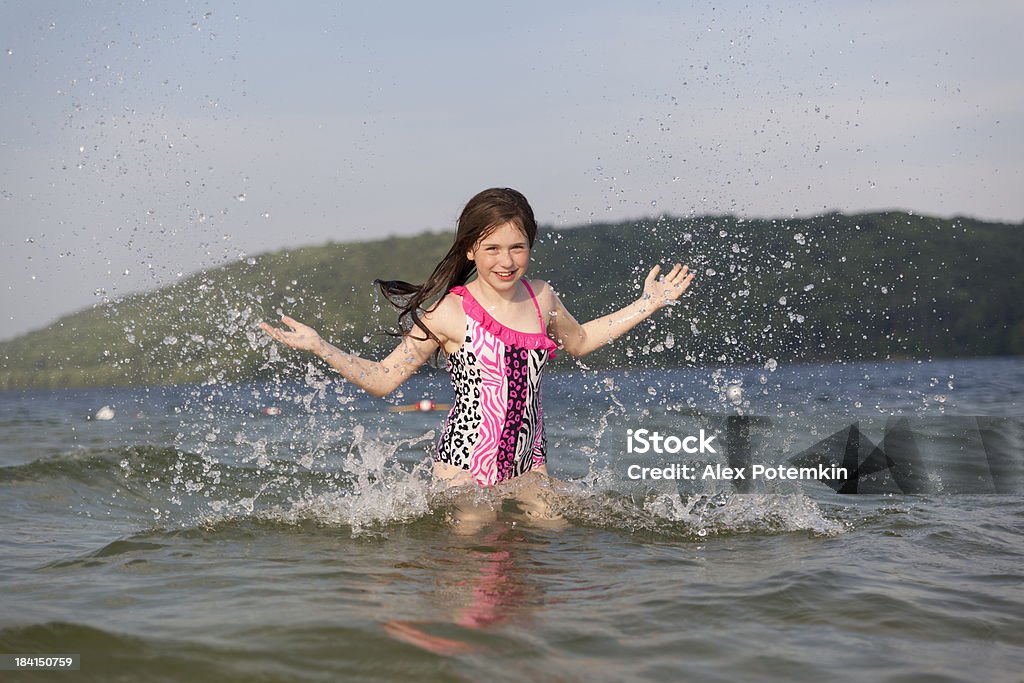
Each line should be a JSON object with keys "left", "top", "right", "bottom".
{"left": 2, "top": 357, "right": 1023, "bottom": 682}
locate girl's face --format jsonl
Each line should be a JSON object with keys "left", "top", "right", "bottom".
{"left": 467, "top": 221, "right": 531, "bottom": 291}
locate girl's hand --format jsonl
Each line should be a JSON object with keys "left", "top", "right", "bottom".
{"left": 642, "top": 263, "right": 694, "bottom": 308}
{"left": 259, "top": 315, "right": 325, "bottom": 355}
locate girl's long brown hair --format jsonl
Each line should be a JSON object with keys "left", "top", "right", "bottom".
{"left": 374, "top": 188, "right": 538, "bottom": 361}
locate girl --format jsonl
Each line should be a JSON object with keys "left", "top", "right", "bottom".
{"left": 260, "top": 188, "right": 693, "bottom": 524}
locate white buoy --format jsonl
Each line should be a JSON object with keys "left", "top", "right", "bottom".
{"left": 94, "top": 406, "right": 115, "bottom": 421}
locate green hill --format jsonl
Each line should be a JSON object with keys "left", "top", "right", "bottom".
{"left": 1, "top": 212, "right": 1021, "bottom": 390}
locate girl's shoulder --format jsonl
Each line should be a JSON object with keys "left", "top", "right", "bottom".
{"left": 424, "top": 289, "right": 464, "bottom": 320}
{"left": 525, "top": 278, "right": 551, "bottom": 294}
{"left": 526, "top": 278, "right": 558, "bottom": 306}
{"left": 417, "top": 290, "right": 465, "bottom": 342}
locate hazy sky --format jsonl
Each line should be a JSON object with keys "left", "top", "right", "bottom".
{"left": 2, "top": 1, "right": 1021, "bottom": 341}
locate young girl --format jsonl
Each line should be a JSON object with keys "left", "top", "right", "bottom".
{"left": 259, "top": 188, "right": 693, "bottom": 524}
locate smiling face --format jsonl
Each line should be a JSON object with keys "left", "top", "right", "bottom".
{"left": 467, "top": 221, "right": 531, "bottom": 292}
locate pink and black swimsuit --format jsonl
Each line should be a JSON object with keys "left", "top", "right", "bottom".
{"left": 436, "top": 281, "right": 558, "bottom": 486}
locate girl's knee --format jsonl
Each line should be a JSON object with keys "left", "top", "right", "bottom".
{"left": 450, "top": 499, "right": 498, "bottom": 534}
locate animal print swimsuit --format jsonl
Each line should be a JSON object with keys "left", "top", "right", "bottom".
{"left": 435, "top": 280, "right": 558, "bottom": 486}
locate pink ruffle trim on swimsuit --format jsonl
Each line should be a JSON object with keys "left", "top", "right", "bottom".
{"left": 450, "top": 285, "right": 559, "bottom": 355}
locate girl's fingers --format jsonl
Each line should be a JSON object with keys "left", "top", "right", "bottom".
{"left": 262, "top": 323, "right": 294, "bottom": 344}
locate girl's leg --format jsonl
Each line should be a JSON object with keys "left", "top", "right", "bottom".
{"left": 507, "top": 466, "right": 568, "bottom": 529}
{"left": 433, "top": 460, "right": 498, "bottom": 533}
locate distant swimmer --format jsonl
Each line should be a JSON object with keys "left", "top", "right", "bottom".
{"left": 260, "top": 188, "right": 695, "bottom": 528}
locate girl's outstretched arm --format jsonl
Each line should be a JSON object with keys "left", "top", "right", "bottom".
{"left": 259, "top": 315, "right": 438, "bottom": 397}
{"left": 546, "top": 263, "right": 694, "bottom": 357}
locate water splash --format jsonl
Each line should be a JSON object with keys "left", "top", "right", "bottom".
{"left": 548, "top": 477, "right": 845, "bottom": 540}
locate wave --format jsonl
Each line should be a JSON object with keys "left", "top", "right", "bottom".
{"left": 70, "top": 482, "right": 845, "bottom": 552}
{"left": 34, "top": 414, "right": 1024, "bottom": 547}
{"left": 1, "top": 445, "right": 183, "bottom": 482}
{"left": 4, "top": 439, "right": 846, "bottom": 543}
{"left": 0, "top": 444, "right": 360, "bottom": 500}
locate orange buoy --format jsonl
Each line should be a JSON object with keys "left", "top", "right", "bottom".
{"left": 388, "top": 399, "right": 451, "bottom": 413}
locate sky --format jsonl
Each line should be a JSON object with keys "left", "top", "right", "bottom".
{"left": 1, "top": 0, "right": 1021, "bottom": 341}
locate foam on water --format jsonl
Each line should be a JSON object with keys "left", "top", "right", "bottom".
{"left": 545, "top": 474, "right": 846, "bottom": 540}
{"left": 183, "top": 429, "right": 848, "bottom": 540}
{"left": 237, "top": 429, "right": 439, "bottom": 536}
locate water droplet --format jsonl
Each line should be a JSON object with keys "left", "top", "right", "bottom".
{"left": 235, "top": 193, "right": 247, "bottom": 202}
{"left": 764, "top": 358, "right": 778, "bottom": 372}
{"left": 793, "top": 233, "right": 806, "bottom": 245}
{"left": 163, "top": 335, "right": 178, "bottom": 345}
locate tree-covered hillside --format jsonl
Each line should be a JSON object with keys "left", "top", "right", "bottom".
{"left": 1, "top": 212, "right": 1021, "bottom": 390}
